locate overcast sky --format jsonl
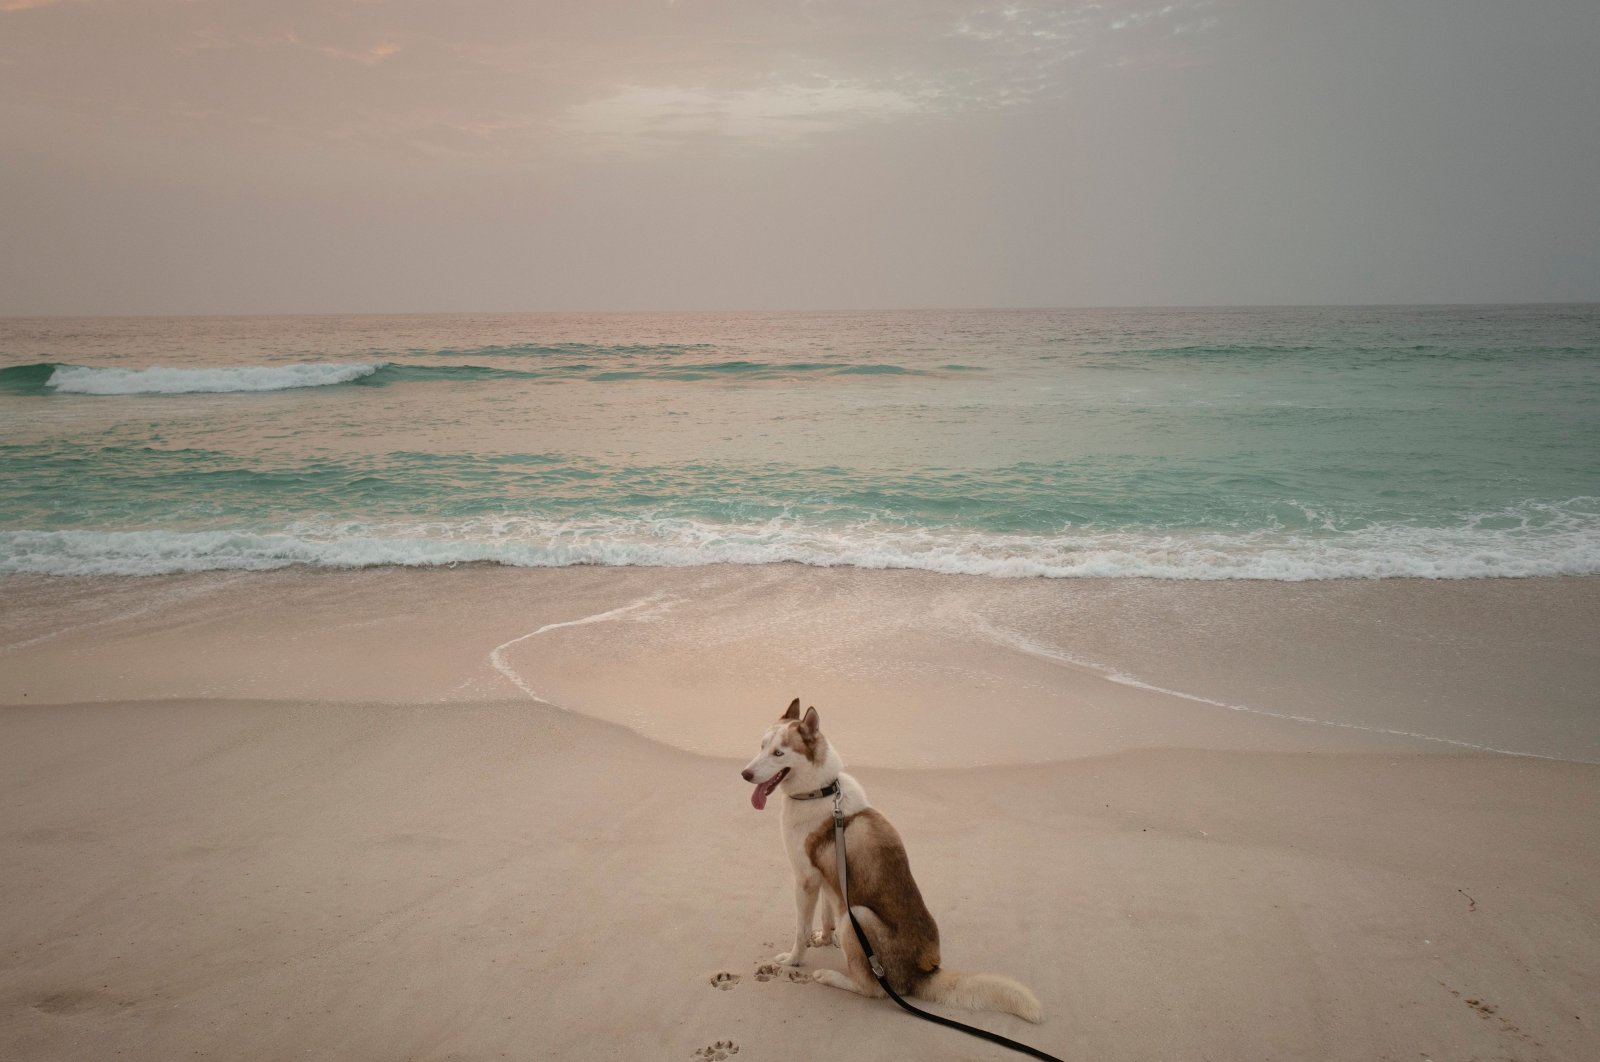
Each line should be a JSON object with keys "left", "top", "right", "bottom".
{"left": 2, "top": 0, "right": 1597, "bottom": 314}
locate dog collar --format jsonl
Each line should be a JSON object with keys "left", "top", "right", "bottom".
{"left": 787, "top": 779, "right": 840, "bottom": 801}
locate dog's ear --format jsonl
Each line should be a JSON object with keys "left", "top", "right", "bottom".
{"left": 800, "top": 706, "right": 820, "bottom": 736}
{"left": 782, "top": 697, "right": 801, "bottom": 721}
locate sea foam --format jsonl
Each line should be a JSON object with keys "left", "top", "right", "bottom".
{"left": 2, "top": 511, "right": 1596, "bottom": 579}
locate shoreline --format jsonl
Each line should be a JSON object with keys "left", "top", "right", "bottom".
{"left": 3, "top": 566, "right": 1596, "bottom": 763}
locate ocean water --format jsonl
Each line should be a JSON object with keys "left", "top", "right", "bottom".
{"left": 1, "top": 306, "right": 1597, "bottom": 579}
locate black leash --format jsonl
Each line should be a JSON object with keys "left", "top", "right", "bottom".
{"left": 832, "top": 792, "right": 1066, "bottom": 1062}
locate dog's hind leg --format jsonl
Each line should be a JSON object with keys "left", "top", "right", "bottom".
{"left": 813, "top": 905, "right": 887, "bottom": 997}
{"left": 812, "top": 966, "right": 883, "bottom": 997}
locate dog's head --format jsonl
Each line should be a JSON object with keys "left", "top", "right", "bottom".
{"left": 740, "top": 697, "right": 829, "bottom": 811}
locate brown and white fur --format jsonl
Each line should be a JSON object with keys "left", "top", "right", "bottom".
{"left": 740, "top": 698, "right": 1042, "bottom": 1023}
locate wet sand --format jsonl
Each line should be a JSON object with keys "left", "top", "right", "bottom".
{"left": 2, "top": 566, "right": 1598, "bottom": 1060}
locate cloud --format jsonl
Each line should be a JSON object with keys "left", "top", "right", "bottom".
{"left": 0, "top": 0, "right": 1227, "bottom": 164}
{"left": 548, "top": 1, "right": 1222, "bottom": 151}
{"left": 302, "top": 37, "right": 403, "bottom": 66}
{"left": 560, "top": 79, "right": 933, "bottom": 146}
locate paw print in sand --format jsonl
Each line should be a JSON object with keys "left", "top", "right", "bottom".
{"left": 753, "top": 962, "right": 811, "bottom": 984}
{"left": 708, "top": 972, "right": 741, "bottom": 991}
{"left": 693, "top": 1040, "right": 740, "bottom": 1060}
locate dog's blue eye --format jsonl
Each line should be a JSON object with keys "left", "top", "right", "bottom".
{"left": 773, "top": 749, "right": 784, "bottom": 756}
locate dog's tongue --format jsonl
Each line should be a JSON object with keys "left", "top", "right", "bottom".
{"left": 751, "top": 771, "right": 786, "bottom": 811}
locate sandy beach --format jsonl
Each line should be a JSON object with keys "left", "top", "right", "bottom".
{"left": 3, "top": 566, "right": 1598, "bottom": 1061}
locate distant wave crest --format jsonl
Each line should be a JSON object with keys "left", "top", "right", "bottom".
{"left": 0, "top": 358, "right": 946, "bottom": 396}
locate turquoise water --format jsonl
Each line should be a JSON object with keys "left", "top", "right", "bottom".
{"left": 1, "top": 306, "right": 1596, "bottom": 578}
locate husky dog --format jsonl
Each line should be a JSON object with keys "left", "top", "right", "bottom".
{"left": 741, "top": 698, "right": 1043, "bottom": 1023}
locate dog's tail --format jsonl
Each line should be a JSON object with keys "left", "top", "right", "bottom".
{"left": 913, "top": 968, "right": 1044, "bottom": 1023}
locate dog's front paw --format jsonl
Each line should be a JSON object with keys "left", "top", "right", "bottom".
{"left": 773, "top": 951, "right": 803, "bottom": 967}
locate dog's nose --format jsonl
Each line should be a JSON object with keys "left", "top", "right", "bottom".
{"left": 740, "top": 768, "right": 754, "bottom": 782}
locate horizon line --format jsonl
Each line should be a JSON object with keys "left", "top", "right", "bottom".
{"left": 3, "top": 300, "right": 1598, "bottom": 321}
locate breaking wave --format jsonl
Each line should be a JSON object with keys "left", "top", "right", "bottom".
{"left": 0, "top": 358, "right": 946, "bottom": 396}
{"left": 3, "top": 510, "right": 1596, "bottom": 579}
{"left": 0, "top": 362, "right": 383, "bottom": 395}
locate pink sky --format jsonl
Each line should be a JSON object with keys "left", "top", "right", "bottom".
{"left": 2, "top": 0, "right": 1597, "bottom": 313}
